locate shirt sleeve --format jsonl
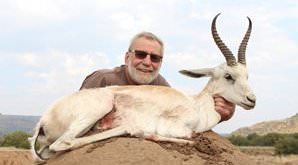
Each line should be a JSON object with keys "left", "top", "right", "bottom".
{"left": 156, "top": 75, "right": 171, "bottom": 87}
{"left": 79, "top": 71, "right": 108, "bottom": 90}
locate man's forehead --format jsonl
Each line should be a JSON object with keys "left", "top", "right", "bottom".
{"left": 132, "top": 38, "right": 162, "bottom": 52}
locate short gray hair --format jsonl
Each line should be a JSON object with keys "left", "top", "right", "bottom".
{"left": 128, "top": 32, "right": 164, "bottom": 55}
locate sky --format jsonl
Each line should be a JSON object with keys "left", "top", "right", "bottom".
{"left": 0, "top": 0, "right": 297, "bottom": 134}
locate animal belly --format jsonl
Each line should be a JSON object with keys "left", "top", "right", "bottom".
{"left": 93, "top": 108, "right": 120, "bottom": 132}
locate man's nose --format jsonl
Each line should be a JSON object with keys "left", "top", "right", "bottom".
{"left": 142, "top": 55, "right": 152, "bottom": 65}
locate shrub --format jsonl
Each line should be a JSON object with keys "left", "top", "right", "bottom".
{"left": 275, "top": 136, "right": 298, "bottom": 155}
{"left": 227, "top": 133, "right": 298, "bottom": 155}
{"left": 0, "top": 136, "right": 4, "bottom": 145}
{"left": 0, "top": 131, "right": 31, "bottom": 149}
{"left": 227, "top": 135, "right": 250, "bottom": 146}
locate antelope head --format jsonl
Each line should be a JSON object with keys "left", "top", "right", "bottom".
{"left": 180, "top": 13, "right": 256, "bottom": 110}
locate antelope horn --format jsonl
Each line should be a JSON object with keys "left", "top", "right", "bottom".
{"left": 212, "top": 13, "right": 236, "bottom": 66}
{"left": 238, "top": 17, "right": 252, "bottom": 65}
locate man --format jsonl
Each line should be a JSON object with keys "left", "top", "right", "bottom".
{"left": 80, "top": 32, "right": 235, "bottom": 122}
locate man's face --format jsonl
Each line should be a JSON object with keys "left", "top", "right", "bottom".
{"left": 125, "top": 37, "right": 163, "bottom": 84}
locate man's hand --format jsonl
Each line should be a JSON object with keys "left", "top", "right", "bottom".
{"left": 214, "top": 95, "right": 235, "bottom": 122}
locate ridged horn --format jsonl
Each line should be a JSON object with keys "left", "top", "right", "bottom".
{"left": 238, "top": 17, "right": 252, "bottom": 65}
{"left": 212, "top": 13, "right": 236, "bottom": 66}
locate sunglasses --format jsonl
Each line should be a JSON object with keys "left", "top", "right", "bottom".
{"left": 130, "top": 50, "right": 163, "bottom": 63}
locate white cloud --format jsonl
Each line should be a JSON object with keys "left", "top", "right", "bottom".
{"left": 14, "top": 50, "right": 110, "bottom": 94}
{"left": 0, "top": 0, "right": 83, "bottom": 32}
{"left": 17, "top": 53, "right": 40, "bottom": 67}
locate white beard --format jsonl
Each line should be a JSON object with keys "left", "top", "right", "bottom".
{"left": 127, "top": 61, "right": 159, "bottom": 84}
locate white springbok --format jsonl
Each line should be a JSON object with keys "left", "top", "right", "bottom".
{"left": 29, "top": 13, "right": 256, "bottom": 163}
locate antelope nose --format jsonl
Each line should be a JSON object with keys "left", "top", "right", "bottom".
{"left": 247, "top": 94, "right": 256, "bottom": 104}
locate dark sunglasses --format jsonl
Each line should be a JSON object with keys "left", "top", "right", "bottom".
{"left": 130, "top": 50, "right": 163, "bottom": 63}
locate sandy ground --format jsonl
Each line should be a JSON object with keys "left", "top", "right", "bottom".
{"left": 240, "top": 146, "right": 298, "bottom": 165}
{"left": 0, "top": 148, "right": 33, "bottom": 165}
{"left": 0, "top": 131, "right": 297, "bottom": 165}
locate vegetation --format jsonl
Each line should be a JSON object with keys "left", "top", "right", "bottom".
{"left": 228, "top": 133, "right": 298, "bottom": 155}
{"left": 275, "top": 136, "right": 298, "bottom": 155}
{"left": 0, "top": 131, "right": 31, "bottom": 149}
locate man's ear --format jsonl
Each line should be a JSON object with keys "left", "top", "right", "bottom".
{"left": 179, "top": 68, "right": 214, "bottom": 78}
{"left": 125, "top": 52, "right": 130, "bottom": 65}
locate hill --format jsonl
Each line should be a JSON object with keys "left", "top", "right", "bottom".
{"left": 232, "top": 113, "right": 298, "bottom": 136}
{"left": 0, "top": 114, "right": 40, "bottom": 136}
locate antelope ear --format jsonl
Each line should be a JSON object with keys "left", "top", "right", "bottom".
{"left": 179, "top": 68, "right": 214, "bottom": 78}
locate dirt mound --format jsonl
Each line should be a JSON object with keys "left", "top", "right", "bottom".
{"left": 45, "top": 131, "right": 256, "bottom": 165}
{"left": 0, "top": 148, "right": 33, "bottom": 165}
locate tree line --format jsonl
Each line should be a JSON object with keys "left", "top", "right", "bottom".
{"left": 228, "top": 133, "right": 298, "bottom": 155}
{"left": 0, "top": 131, "right": 31, "bottom": 149}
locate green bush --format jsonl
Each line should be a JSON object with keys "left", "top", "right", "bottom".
{"left": 262, "top": 133, "right": 282, "bottom": 146}
{"left": 292, "top": 133, "right": 298, "bottom": 139}
{"left": 0, "top": 131, "right": 31, "bottom": 149}
{"left": 227, "top": 135, "right": 250, "bottom": 146}
{"left": 275, "top": 136, "right": 298, "bottom": 155}
{"left": 250, "top": 133, "right": 282, "bottom": 146}
{"left": 0, "top": 136, "right": 4, "bottom": 145}
{"left": 227, "top": 133, "right": 298, "bottom": 155}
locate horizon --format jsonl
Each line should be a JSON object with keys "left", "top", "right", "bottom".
{"left": 1, "top": 0, "right": 298, "bottom": 134}
{"left": 1, "top": 113, "right": 297, "bottom": 134}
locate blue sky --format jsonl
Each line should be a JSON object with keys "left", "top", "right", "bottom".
{"left": 0, "top": 0, "right": 297, "bottom": 133}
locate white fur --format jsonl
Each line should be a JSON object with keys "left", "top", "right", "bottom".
{"left": 29, "top": 61, "right": 256, "bottom": 163}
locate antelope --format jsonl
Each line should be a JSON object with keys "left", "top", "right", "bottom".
{"left": 29, "top": 13, "right": 256, "bottom": 163}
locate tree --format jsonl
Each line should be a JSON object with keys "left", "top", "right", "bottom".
{"left": 227, "top": 135, "right": 249, "bottom": 146}
{"left": 275, "top": 136, "right": 298, "bottom": 155}
{"left": 227, "top": 133, "right": 298, "bottom": 155}
{"left": 0, "top": 131, "right": 31, "bottom": 149}
{"left": 0, "top": 136, "right": 4, "bottom": 145}
{"left": 262, "top": 133, "right": 282, "bottom": 146}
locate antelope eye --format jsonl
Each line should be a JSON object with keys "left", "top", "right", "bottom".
{"left": 224, "top": 73, "right": 234, "bottom": 81}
